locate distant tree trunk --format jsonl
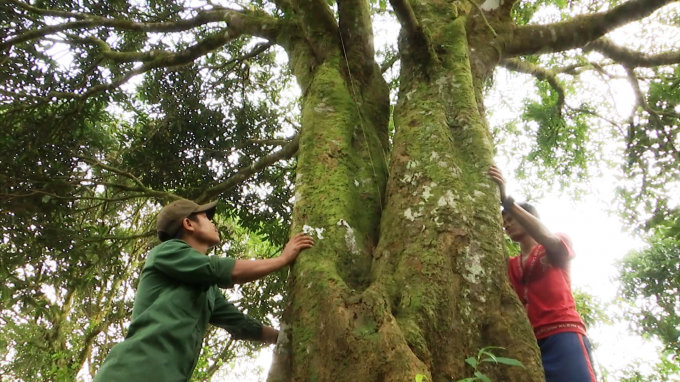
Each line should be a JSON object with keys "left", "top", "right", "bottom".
{"left": 269, "top": 3, "right": 544, "bottom": 381}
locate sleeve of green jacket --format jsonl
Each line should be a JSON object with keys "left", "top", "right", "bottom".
{"left": 210, "top": 291, "right": 263, "bottom": 341}
{"left": 151, "top": 240, "right": 236, "bottom": 288}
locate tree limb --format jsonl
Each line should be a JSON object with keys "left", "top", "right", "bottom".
{"left": 505, "top": 0, "right": 676, "bottom": 58}
{"left": 80, "top": 231, "right": 155, "bottom": 242}
{"left": 389, "top": 0, "right": 430, "bottom": 54}
{"left": 204, "top": 42, "right": 273, "bottom": 71}
{"left": 337, "top": 0, "right": 376, "bottom": 79}
{"left": 293, "top": 0, "right": 339, "bottom": 37}
{"left": 2, "top": 4, "right": 281, "bottom": 51}
{"left": 20, "top": 29, "right": 242, "bottom": 102}
{"left": 205, "top": 338, "right": 235, "bottom": 379}
{"left": 202, "top": 138, "right": 293, "bottom": 154}
{"left": 500, "top": 58, "right": 566, "bottom": 113}
{"left": 499, "top": 0, "right": 521, "bottom": 20}
{"left": 197, "top": 134, "right": 299, "bottom": 203}
{"left": 380, "top": 53, "right": 400, "bottom": 73}
{"left": 567, "top": 105, "right": 623, "bottom": 129}
{"left": 77, "top": 156, "right": 147, "bottom": 190}
{"left": 0, "top": 190, "right": 148, "bottom": 203}
{"left": 584, "top": 37, "right": 680, "bottom": 68}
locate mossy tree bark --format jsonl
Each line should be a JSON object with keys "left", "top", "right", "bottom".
{"left": 262, "top": 0, "right": 676, "bottom": 381}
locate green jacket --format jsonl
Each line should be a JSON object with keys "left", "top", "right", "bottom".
{"left": 94, "top": 239, "right": 263, "bottom": 382}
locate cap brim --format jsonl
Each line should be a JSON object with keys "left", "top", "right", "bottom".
{"left": 193, "top": 201, "right": 218, "bottom": 220}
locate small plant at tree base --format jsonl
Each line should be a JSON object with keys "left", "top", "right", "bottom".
{"left": 414, "top": 347, "right": 525, "bottom": 382}
{"left": 457, "top": 346, "right": 526, "bottom": 382}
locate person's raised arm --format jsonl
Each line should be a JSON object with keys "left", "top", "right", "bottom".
{"left": 488, "top": 165, "right": 569, "bottom": 265}
{"left": 231, "top": 233, "right": 314, "bottom": 284}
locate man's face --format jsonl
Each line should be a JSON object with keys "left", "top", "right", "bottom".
{"left": 502, "top": 213, "right": 526, "bottom": 242}
{"left": 184, "top": 213, "right": 221, "bottom": 247}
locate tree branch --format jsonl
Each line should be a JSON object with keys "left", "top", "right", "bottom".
{"left": 206, "top": 338, "right": 235, "bottom": 379}
{"left": 505, "top": 0, "right": 676, "bottom": 58}
{"left": 197, "top": 134, "right": 299, "bottom": 203}
{"left": 202, "top": 138, "right": 293, "bottom": 154}
{"left": 567, "top": 105, "right": 624, "bottom": 134}
{"left": 204, "top": 42, "right": 273, "bottom": 71}
{"left": 499, "top": 0, "right": 521, "bottom": 20}
{"left": 2, "top": 4, "right": 281, "bottom": 51}
{"left": 500, "top": 58, "right": 566, "bottom": 113}
{"left": 23, "top": 29, "right": 242, "bottom": 102}
{"left": 78, "top": 156, "right": 147, "bottom": 190}
{"left": 0, "top": 190, "right": 148, "bottom": 203}
{"left": 337, "top": 0, "right": 376, "bottom": 79}
{"left": 584, "top": 37, "right": 680, "bottom": 68}
{"left": 293, "top": 0, "right": 339, "bottom": 37}
{"left": 389, "top": 0, "right": 431, "bottom": 55}
{"left": 380, "top": 53, "right": 400, "bottom": 73}
{"left": 80, "top": 231, "right": 155, "bottom": 243}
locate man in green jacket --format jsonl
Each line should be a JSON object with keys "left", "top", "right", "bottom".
{"left": 94, "top": 199, "right": 314, "bottom": 382}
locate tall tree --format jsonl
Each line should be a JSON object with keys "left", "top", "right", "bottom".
{"left": 1, "top": 0, "right": 679, "bottom": 381}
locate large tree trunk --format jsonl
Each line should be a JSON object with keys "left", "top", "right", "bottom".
{"left": 269, "top": 4, "right": 543, "bottom": 382}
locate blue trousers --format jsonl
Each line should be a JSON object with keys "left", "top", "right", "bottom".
{"left": 538, "top": 332, "right": 597, "bottom": 382}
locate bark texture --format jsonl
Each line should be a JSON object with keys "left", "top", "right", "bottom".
{"left": 267, "top": 1, "right": 544, "bottom": 381}
{"left": 266, "top": 0, "right": 675, "bottom": 381}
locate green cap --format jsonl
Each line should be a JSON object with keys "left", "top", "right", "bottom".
{"left": 156, "top": 199, "right": 218, "bottom": 241}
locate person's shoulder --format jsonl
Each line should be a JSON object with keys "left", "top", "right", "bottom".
{"left": 148, "top": 239, "right": 190, "bottom": 258}
{"left": 507, "top": 255, "right": 520, "bottom": 265}
{"left": 154, "top": 239, "right": 189, "bottom": 249}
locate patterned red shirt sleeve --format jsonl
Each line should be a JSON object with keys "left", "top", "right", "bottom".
{"left": 549, "top": 232, "right": 575, "bottom": 268}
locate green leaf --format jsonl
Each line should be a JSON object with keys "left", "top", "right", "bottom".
{"left": 487, "top": 357, "right": 526, "bottom": 368}
{"left": 415, "top": 374, "right": 429, "bottom": 382}
{"left": 465, "top": 356, "right": 478, "bottom": 369}
{"left": 479, "top": 351, "right": 498, "bottom": 364}
{"left": 474, "top": 371, "right": 492, "bottom": 382}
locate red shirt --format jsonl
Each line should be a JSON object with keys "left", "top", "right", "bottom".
{"left": 507, "top": 233, "right": 586, "bottom": 339}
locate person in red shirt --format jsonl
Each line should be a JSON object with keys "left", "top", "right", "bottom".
{"left": 489, "top": 165, "right": 597, "bottom": 382}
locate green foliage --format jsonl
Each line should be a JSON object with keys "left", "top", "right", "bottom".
{"left": 611, "top": 351, "right": 680, "bottom": 382}
{"left": 617, "top": 64, "right": 680, "bottom": 231}
{"left": 573, "top": 288, "right": 612, "bottom": 330}
{"left": 457, "top": 347, "right": 525, "bottom": 382}
{"left": 617, "top": 229, "right": 680, "bottom": 356}
{"left": 511, "top": 0, "right": 572, "bottom": 26}
{"left": 1, "top": 1, "right": 297, "bottom": 379}
{"left": 516, "top": 80, "right": 594, "bottom": 193}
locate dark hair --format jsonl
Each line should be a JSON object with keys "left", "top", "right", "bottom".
{"left": 158, "top": 213, "right": 200, "bottom": 242}
{"left": 502, "top": 201, "right": 540, "bottom": 218}
{"left": 518, "top": 202, "right": 540, "bottom": 218}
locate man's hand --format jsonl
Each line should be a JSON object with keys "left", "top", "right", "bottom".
{"left": 488, "top": 165, "right": 508, "bottom": 202}
{"left": 261, "top": 326, "right": 280, "bottom": 345}
{"left": 280, "top": 233, "right": 314, "bottom": 265}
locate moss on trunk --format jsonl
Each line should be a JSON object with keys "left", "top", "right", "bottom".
{"left": 269, "top": 4, "right": 544, "bottom": 382}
